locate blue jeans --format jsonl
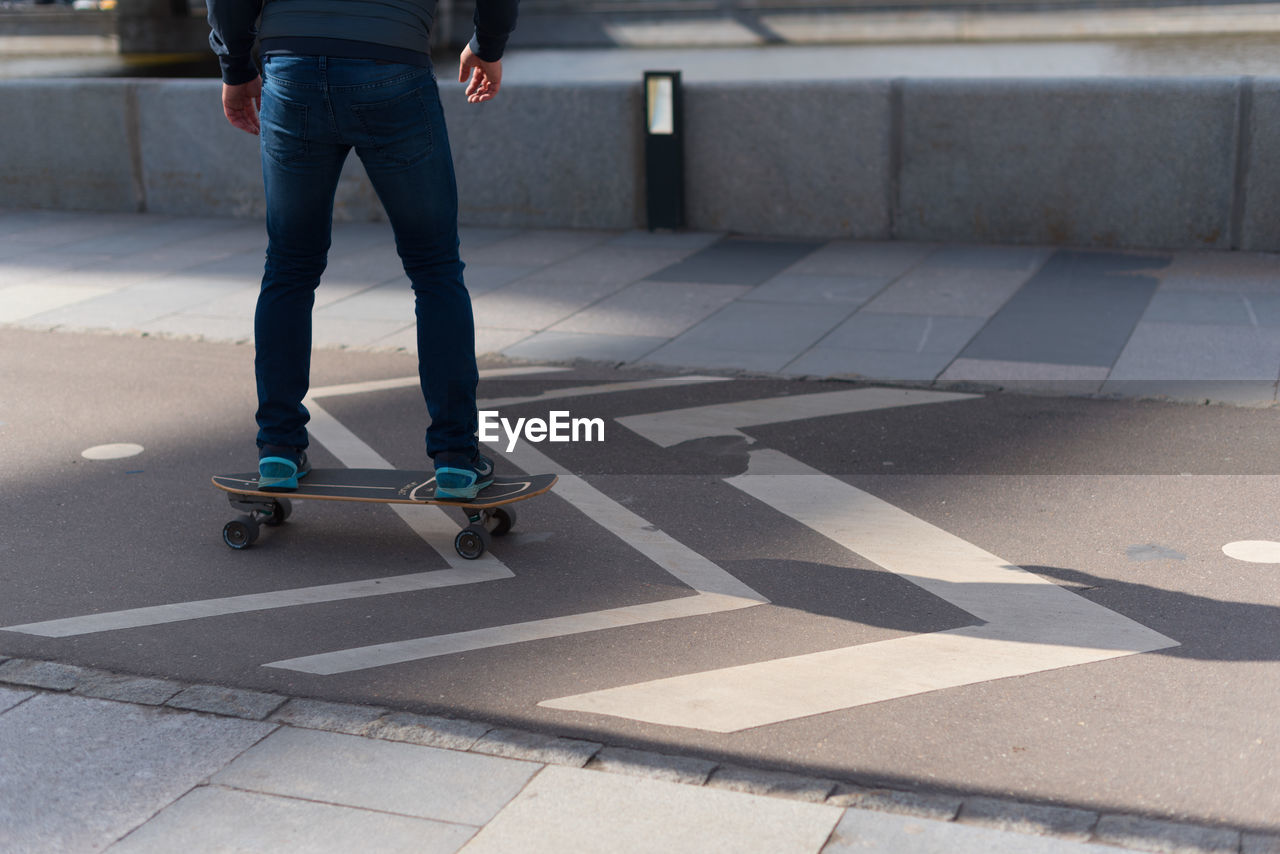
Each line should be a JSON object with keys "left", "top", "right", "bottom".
{"left": 255, "top": 55, "right": 479, "bottom": 468}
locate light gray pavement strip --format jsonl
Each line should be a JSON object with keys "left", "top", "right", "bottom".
{"left": 0, "top": 692, "right": 276, "bottom": 854}
{"left": 107, "top": 786, "right": 479, "bottom": 854}
{"left": 0, "top": 665, "right": 1255, "bottom": 854}
{"left": 3, "top": 210, "right": 1277, "bottom": 404}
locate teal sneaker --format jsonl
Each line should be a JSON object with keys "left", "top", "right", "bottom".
{"left": 434, "top": 453, "right": 495, "bottom": 501}
{"left": 258, "top": 445, "right": 311, "bottom": 491}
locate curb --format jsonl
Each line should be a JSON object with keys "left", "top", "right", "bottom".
{"left": 1, "top": 656, "right": 1273, "bottom": 853}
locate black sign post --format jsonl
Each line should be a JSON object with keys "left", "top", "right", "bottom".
{"left": 643, "top": 71, "right": 684, "bottom": 231}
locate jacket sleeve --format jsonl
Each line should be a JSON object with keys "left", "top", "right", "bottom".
{"left": 205, "top": 0, "right": 264, "bottom": 85}
{"left": 468, "top": 0, "right": 519, "bottom": 63}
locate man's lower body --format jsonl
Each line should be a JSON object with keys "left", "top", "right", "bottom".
{"left": 254, "top": 54, "right": 491, "bottom": 498}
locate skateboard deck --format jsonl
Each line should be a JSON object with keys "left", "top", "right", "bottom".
{"left": 213, "top": 469, "right": 557, "bottom": 558}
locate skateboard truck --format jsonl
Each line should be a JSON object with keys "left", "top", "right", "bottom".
{"left": 222, "top": 495, "right": 292, "bottom": 550}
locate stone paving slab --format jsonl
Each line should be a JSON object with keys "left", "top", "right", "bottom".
{"left": 0, "top": 684, "right": 33, "bottom": 714}
{"left": 470, "top": 727, "right": 603, "bottom": 767}
{"left": 72, "top": 671, "right": 183, "bottom": 706}
{"left": 1245, "top": 832, "right": 1280, "bottom": 854}
{"left": 503, "top": 329, "right": 668, "bottom": 363}
{"left": 364, "top": 710, "right": 491, "bottom": 750}
{"left": 0, "top": 657, "right": 88, "bottom": 690}
{"left": 1109, "top": 321, "right": 1280, "bottom": 381}
{"left": 646, "top": 238, "right": 823, "bottom": 287}
{"left": 644, "top": 300, "right": 850, "bottom": 373}
{"left": 0, "top": 693, "right": 275, "bottom": 854}
{"left": 706, "top": 764, "right": 839, "bottom": 803}
{"left": 957, "top": 796, "right": 1098, "bottom": 840}
{"left": 827, "top": 786, "right": 964, "bottom": 822}
{"left": 210, "top": 727, "right": 539, "bottom": 827}
{"left": 588, "top": 746, "right": 719, "bottom": 786}
{"left": 826, "top": 807, "right": 1116, "bottom": 854}
{"left": 267, "top": 698, "right": 389, "bottom": 736}
{"left": 784, "top": 344, "right": 958, "bottom": 380}
{"left": 550, "top": 280, "right": 750, "bottom": 337}
{"left": 744, "top": 272, "right": 890, "bottom": 307}
{"left": 107, "top": 785, "right": 478, "bottom": 854}
{"left": 166, "top": 684, "right": 288, "bottom": 720}
{"left": 1092, "top": 814, "right": 1242, "bottom": 854}
{"left": 461, "top": 764, "right": 843, "bottom": 854}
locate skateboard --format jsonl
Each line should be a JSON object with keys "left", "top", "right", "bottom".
{"left": 212, "top": 469, "right": 557, "bottom": 560}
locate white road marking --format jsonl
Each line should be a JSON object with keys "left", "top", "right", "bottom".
{"left": 1223, "top": 540, "right": 1280, "bottom": 563}
{"left": 81, "top": 443, "right": 144, "bottom": 460}
{"left": 617, "top": 387, "right": 978, "bottom": 447}
{"left": 540, "top": 450, "right": 1180, "bottom": 732}
{"left": 478, "top": 375, "right": 729, "bottom": 410}
{"left": 266, "top": 593, "right": 756, "bottom": 675}
{"left": 265, "top": 436, "right": 768, "bottom": 673}
{"left": 4, "top": 567, "right": 511, "bottom": 638}
{"left": 308, "top": 366, "right": 570, "bottom": 400}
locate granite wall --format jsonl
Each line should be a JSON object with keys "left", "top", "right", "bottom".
{"left": 1, "top": 76, "right": 1274, "bottom": 250}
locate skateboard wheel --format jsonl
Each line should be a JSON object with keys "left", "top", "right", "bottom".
{"left": 489, "top": 506, "right": 517, "bottom": 537}
{"left": 264, "top": 497, "right": 292, "bottom": 527}
{"left": 223, "top": 516, "right": 260, "bottom": 550}
{"left": 454, "top": 526, "right": 490, "bottom": 560}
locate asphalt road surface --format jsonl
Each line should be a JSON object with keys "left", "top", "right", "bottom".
{"left": 2, "top": 327, "right": 1278, "bottom": 835}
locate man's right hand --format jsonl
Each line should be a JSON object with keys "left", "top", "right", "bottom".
{"left": 222, "top": 76, "right": 262, "bottom": 135}
{"left": 458, "top": 45, "right": 502, "bottom": 104}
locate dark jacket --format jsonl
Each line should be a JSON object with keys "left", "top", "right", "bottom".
{"left": 206, "top": 0, "right": 518, "bottom": 85}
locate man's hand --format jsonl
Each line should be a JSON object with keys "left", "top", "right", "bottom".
{"left": 222, "top": 76, "right": 262, "bottom": 135}
{"left": 458, "top": 45, "right": 502, "bottom": 104}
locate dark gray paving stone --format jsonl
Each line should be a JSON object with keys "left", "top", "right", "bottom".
{"left": 646, "top": 238, "right": 822, "bottom": 286}
{"left": 607, "top": 230, "right": 723, "bottom": 251}
{"left": 828, "top": 807, "right": 1116, "bottom": 854}
{"left": 743, "top": 273, "right": 890, "bottom": 307}
{"left": 958, "top": 796, "right": 1097, "bottom": 840}
{"left": 588, "top": 746, "right": 718, "bottom": 786}
{"left": 960, "top": 250, "right": 1167, "bottom": 367}
{"left": 268, "top": 698, "right": 388, "bottom": 736}
{"left": 0, "top": 685, "right": 34, "bottom": 715}
{"left": 0, "top": 658, "right": 88, "bottom": 691}
{"left": 1093, "top": 814, "right": 1241, "bottom": 853}
{"left": 706, "top": 764, "right": 837, "bottom": 803}
{"left": 470, "top": 727, "right": 602, "bottom": 767}
{"left": 923, "top": 245, "right": 1050, "bottom": 271}
{"left": 73, "top": 672, "right": 183, "bottom": 706}
{"left": 504, "top": 330, "right": 669, "bottom": 363}
{"left": 1244, "top": 832, "right": 1280, "bottom": 853}
{"left": 365, "top": 711, "right": 490, "bottom": 750}
{"left": 828, "top": 784, "right": 963, "bottom": 821}
{"left": 820, "top": 312, "right": 986, "bottom": 354}
{"left": 783, "top": 346, "right": 956, "bottom": 381}
{"left": 166, "top": 685, "right": 287, "bottom": 720}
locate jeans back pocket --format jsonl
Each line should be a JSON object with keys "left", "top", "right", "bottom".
{"left": 351, "top": 88, "right": 436, "bottom": 169}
